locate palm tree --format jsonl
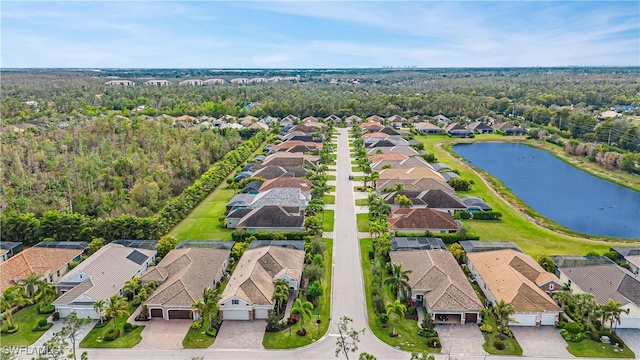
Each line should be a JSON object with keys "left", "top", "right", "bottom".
{"left": 601, "top": 299, "right": 628, "bottom": 333}
{"left": 202, "top": 287, "right": 220, "bottom": 327}
{"left": 290, "top": 298, "right": 314, "bottom": 332}
{"left": 553, "top": 290, "right": 573, "bottom": 312}
{"left": 122, "top": 276, "right": 141, "bottom": 300}
{"left": 271, "top": 282, "right": 289, "bottom": 316}
{"left": 0, "top": 286, "right": 26, "bottom": 328}
{"left": 104, "top": 295, "right": 129, "bottom": 331}
{"left": 93, "top": 299, "right": 106, "bottom": 324}
{"left": 386, "top": 299, "right": 407, "bottom": 336}
{"left": 574, "top": 293, "right": 599, "bottom": 330}
{"left": 17, "top": 273, "right": 45, "bottom": 299}
{"left": 38, "top": 282, "right": 58, "bottom": 304}
{"left": 494, "top": 300, "right": 517, "bottom": 335}
{"left": 192, "top": 299, "right": 206, "bottom": 320}
{"left": 384, "top": 263, "right": 412, "bottom": 299}
{"left": 368, "top": 221, "right": 383, "bottom": 239}
{"left": 370, "top": 171, "right": 380, "bottom": 189}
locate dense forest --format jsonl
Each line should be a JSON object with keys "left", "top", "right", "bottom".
{"left": 2, "top": 116, "right": 247, "bottom": 217}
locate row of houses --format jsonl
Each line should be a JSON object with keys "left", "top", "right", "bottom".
{"left": 104, "top": 76, "right": 299, "bottom": 86}
{"left": 357, "top": 122, "right": 492, "bottom": 234}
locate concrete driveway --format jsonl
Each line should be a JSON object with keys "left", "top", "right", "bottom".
{"left": 211, "top": 320, "right": 266, "bottom": 349}
{"left": 436, "top": 324, "right": 486, "bottom": 356}
{"left": 511, "top": 326, "right": 573, "bottom": 358}
{"left": 616, "top": 328, "right": 640, "bottom": 356}
{"left": 134, "top": 319, "right": 191, "bottom": 349}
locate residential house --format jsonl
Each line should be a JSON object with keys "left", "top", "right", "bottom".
{"left": 388, "top": 115, "right": 407, "bottom": 128}
{"left": 251, "top": 165, "right": 308, "bottom": 179}
{"left": 415, "top": 122, "right": 443, "bottom": 134}
{"left": 360, "top": 121, "right": 385, "bottom": 132}
{"left": 379, "top": 167, "right": 447, "bottom": 182}
{"left": 249, "top": 122, "right": 269, "bottom": 131}
{"left": 53, "top": 243, "right": 156, "bottom": 319}
{"left": 259, "top": 153, "right": 319, "bottom": 168}
{"left": 1, "top": 245, "right": 84, "bottom": 291}
{"left": 390, "top": 250, "right": 483, "bottom": 324}
{"left": 459, "top": 241, "right": 522, "bottom": 263}
{"left": 363, "top": 132, "right": 389, "bottom": 141}
{"left": 105, "top": 80, "right": 136, "bottom": 86}
{"left": 411, "top": 115, "right": 427, "bottom": 123}
{"left": 345, "top": 115, "right": 362, "bottom": 125}
{"left": 388, "top": 208, "right": 460, "bottom": 233}
{"left": 552, "top": 256, "right": 639, "bottom": 329}
{"left": 380, "top": 126, "right": 402, "bottom": 136}
{"left": 376, "top": 178, "right": 455, "bottom": 194}
{"left": 302, "top": 116, "right": 318, "bottom": 124}
{"left": 242, "top": 180, "right": 263, "bottom": 194}
{"left": 434, "top": 115, "right": 451, "bottom": 126}
{"left": 431, "top": 163, "right": 452, "bottom": 172}
{"left": 467, "top": 122, "right": 494, "bottom": 134}
{"left": 368, "top": 152, "right": 409, "bottom": 163}
{"left": 279, "top": 115, "right": 298, "bottom": 127}
{"left": 390, "top": 237, "right": 446, "bottom": 252}
{"left": 367, "top": 145, "right": 420, "bottom": 157}
{"left": 382, "top": 189, "right": 467, "bottom": 214}
{"left": 467, "top": 249, "right": 562, "bottom": 326}
{"left": 268, "top": 141, "right": 322, "bottom": 154}
{"left": 226, "top": 187, "right": 310, "bottom": 211}
{"left": 445, "top": 123, "right": 473, "bottom": 137}
{"left": 459, "top": 196, "right": 492, "bottom": 212}
{"left": 240, "top": 116, "right": 258, "bottom": 127}
{"left": 179, "top": 79, "right": 204, "bottom": 86}
{"left": 140, "top": 246, "right": 231, "bottom": 320}
{"left": 143, "top": 80, "right": 171, "bottom": 86}
{"left": 366, "top": 138, "right": 409, "bottom": 148}
{"left": 611, "top": 247, "right": 640, "bottom": 275}
{"left": 230, "top": 78, "right": 250, "bottom": 84}
{"left": 367, "top": 115, "right": 384, "bottom": 123}
{"left": 0, "top": 242, "right": 23, "bottom": 263}
{"left": 492, "top": 122, "right": 525, "bottom": 136}
{"left": 262, "top": 116, "right": 278, "bottom": 124}
{"left": 598, "top": 110, "right": 623, "bottom": 120}
{"left": 371, "top": 157, "right": 433, "bottom": 172}
{"left": 218, "top": 245, "right": 305, "bottom": 320}
{"left": 441, "top": 172, "right": 460, "bottom": 182}
{"left": 325, "top": 114, "right": 342, "bottom": 124}
{"left": 288, "top": 125, "right": 326, "bottom": 135}
{"left": 259, "top": 177, "right": 312, "bottom": 192}
{"left": 234, "top": 206, "right": 305, "bottom": 232}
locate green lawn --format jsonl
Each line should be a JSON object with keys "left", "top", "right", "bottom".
{"left": 416, "top": 134, "right": 634, "bottom": 257}
{"left": 355, "top": 199, "right": 368, "bottom": 206}
{"left": 326, "top": 174, "right": 336, "bottom": 181}
{"left": 480, "top": 313, "right": 522, "bottom": 355}
{"left": 322, "top": 195, "right": 335, "bottom": 204}
{"left": 351, "top": 166, "right": 360, "bottom": 172}
{"left": 80, "top": 303, "right": 142, "bottom": 348}
{"left": 263, "top": 239, "right": 333, "bottom": 349}
{"left": 357, "top": 213, "right": 369, "bottom": 232}
{"left": 360, "top": 238, "right": 440, "bottom": 353}
{"left": 566, "top": 339, "right": 635, "bottom": 358}
{"left": 0, "top": 304, "right": 49, "bottom": 346}
{"left": 322, "top": 210, "right": 335, "bottom": 232}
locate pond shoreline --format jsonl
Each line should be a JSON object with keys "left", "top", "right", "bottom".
{"left": 438, "top": 141, "right": 639, "bottom": 243}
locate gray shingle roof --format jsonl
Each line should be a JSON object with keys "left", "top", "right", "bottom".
{"left": 559, "top": 263, "right": 639, "bottom": 305}
{"left": 237, "top": 206, "right": 305, "bottom": 228}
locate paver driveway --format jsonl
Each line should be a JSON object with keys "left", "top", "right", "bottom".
{"left": 211, "top": 320, "right": 266, "bottom": 349}
{"left": 616, "top": 328, "right": 640, "bottom": 356}
{"left": 436, "top": 324, "right": 486, "bottom": 356}
{"left": 511, "top": 326, "right": 573, "bottom": 358}
{"left": 134, "top": 319, "right": 191, "bottom": 349}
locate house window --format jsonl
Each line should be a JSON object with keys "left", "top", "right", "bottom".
{"left": 232, "top": 299, "right": 239, "bottom": 305}
{"left": 549, "top": 283, "right": 554, "bottom": 291}
{"left": 57, "top": 270, "right": 60, "bottom": 277}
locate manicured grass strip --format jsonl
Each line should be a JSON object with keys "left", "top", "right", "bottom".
{"left": 480, "top": 313, "right": 522, "bottom": 355}
{"left": 416, "top": 134, "right": 626, "bottom": 257}
{"left": 326, "top": 175, "right": 336, "bottom": 181}
{"left": 353, "top": 176, "right": 364, "bottom": 182}
{"left": 566, "top": 339, "right": 635, "bottom": 358}
{"left": 322, "top": 195, "right": 335, "bottom": 205}
{"left": 263, "top": 239, "right": 333, "bottom": 348}
{"left": 0, "top": 304, "right": 49, "bottom": 346}
{"left": 355, "top": 199, "right": 368, "bottom": 206}
{"left": 351, "top": 166, "right": 360, "bottom": 172}
{"left": 322, "top": 210, "right": 335, "bottom": 232}
{"left": 182, "top": 317, "right": 215, "bottom": 348}
{"left": 357, "top": 213, "right": 369, "bottom": 232}
{"left": 360, "top": 238, "right": 440, "bottom": 353}
{"left": 80, "top": 321, "right": 143, "bottom": 348}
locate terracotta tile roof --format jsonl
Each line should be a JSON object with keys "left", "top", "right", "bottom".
{"left": 141, "top": 248, "right": 230, "bottom": 307}
{"left": 388, "top": 208, "right": 459, "bottom": 231}
{"left": 360, "top": 121, "right": 384, "bottom": 130}
{"left": 219, "top": 246, "right": 304, "bottom": 306}
{"left": 363, "top": 132, "right": 389, "bottom": 139}
{"left": 0, "top": 247, "right": 84, "bottom": 291}
{"left": 415, "top": 122, "right": 442, "bottom": 131}
{"left": 259, "top": 177, "right": 313, "bottom": 191}
{"left": 467, "top": 250, "right": 561, "bottom": 312}
{"left": 368, "top": 152, "right": 410, "bottom": 163}
{"left": 390, "top": 249, "right": 483, "bottom": 312}
{"left": 366, "top": 115, "right": 384, "bottom": 122}
{"left": 269, "top": 141, "right": 321, "bottom": 151}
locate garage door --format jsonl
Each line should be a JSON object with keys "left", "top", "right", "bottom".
{"left": 617, "top": 317, "right": 640, "bottom": 329}
{"left": 150, "top": 309, "right": 163, "bottom": 318}
{"left": 540, "top": 313, "right": 557, "bottom": 326}
{"left": 255, "top": 309, "right": 269, "bottom": 319}
{"left": 223, "top": 310, "right": 250, "bottom": 320}
{"left": 57, "top": 307, "right": 71, "bottom": 318}
{"left": 465, "top": 313, "right": 478, "bottom": 324}
{"left": 512, "top": 314, "right": 536, "bottom": 326}
{"left": 168, "top": 310, "right": 193, "bottom": 319}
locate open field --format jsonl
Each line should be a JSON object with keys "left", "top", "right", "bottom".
{"left": 416, "top": 134, "right": 637, "bottom": 257}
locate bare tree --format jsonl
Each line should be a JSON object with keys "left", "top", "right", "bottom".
{"left": 335, "top": 316, "right": 365, "bottom": 360}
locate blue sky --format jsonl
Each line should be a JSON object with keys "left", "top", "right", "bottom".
{"left": 2, "top": 1, "right": 639, "bottom": 68}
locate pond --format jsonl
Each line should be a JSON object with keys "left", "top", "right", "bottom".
{"left": 453, "top": 142, "right": 640, "bottom": 239}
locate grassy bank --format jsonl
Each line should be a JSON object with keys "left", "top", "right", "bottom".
{"left": 0, "top": 304, "right": 49, "bottom": 346}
